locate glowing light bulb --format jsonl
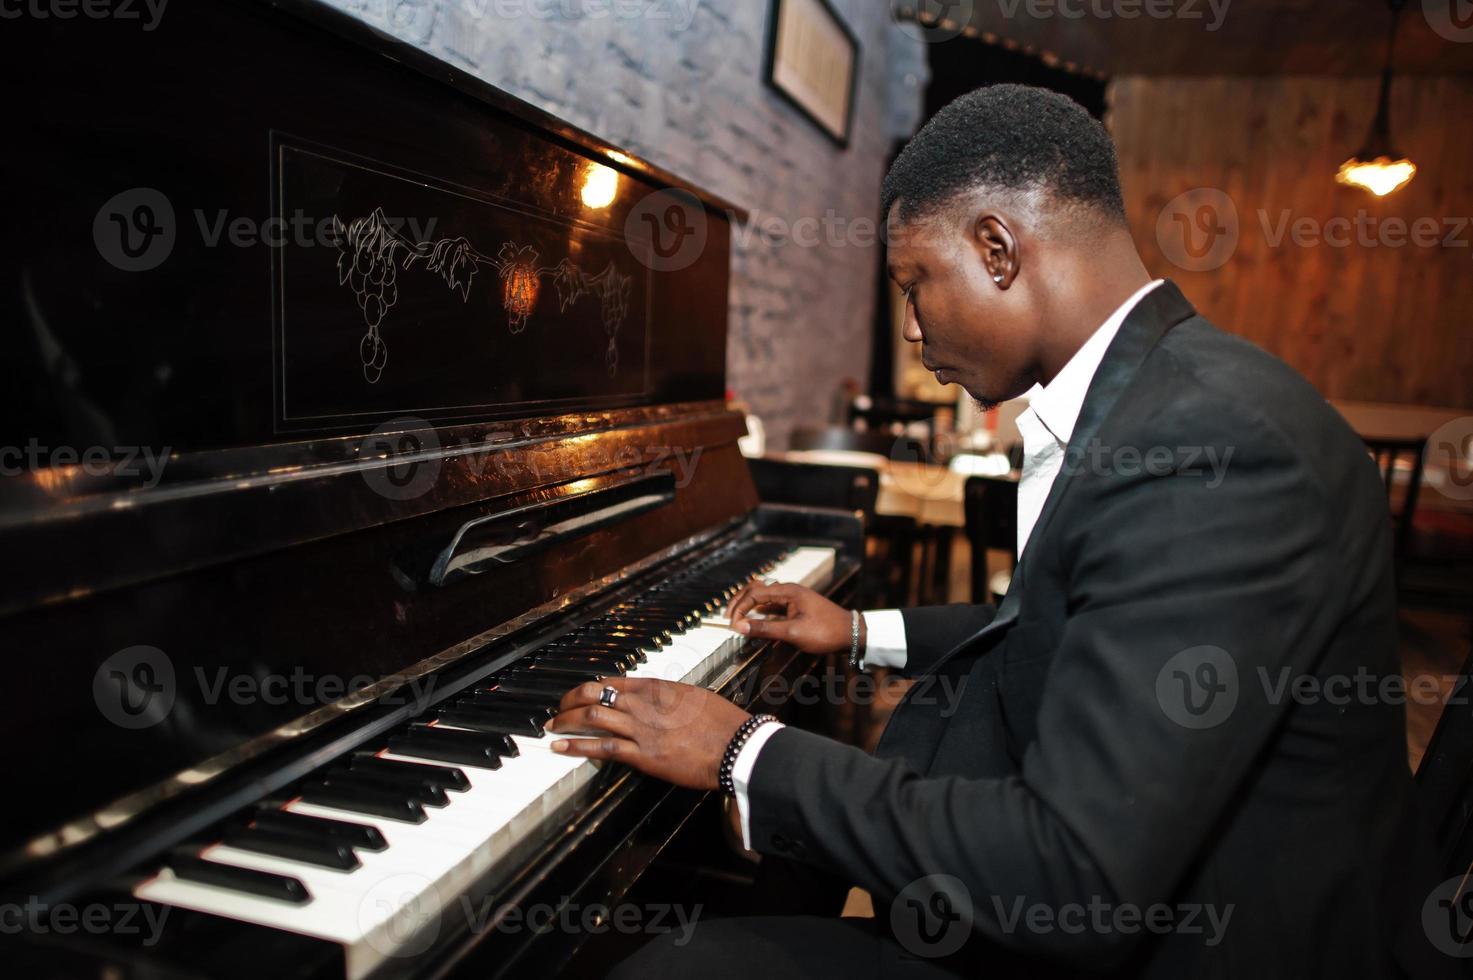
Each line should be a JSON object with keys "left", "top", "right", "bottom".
{"left": 581, "top": 164, "right": 618, "bottom": 209}
{"left": 1335, "top": 156, "right": 1417, "bottom": 197}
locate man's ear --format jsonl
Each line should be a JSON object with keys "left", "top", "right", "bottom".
{"left": 972, "top": 214, "right": 1017, "bottom": 289}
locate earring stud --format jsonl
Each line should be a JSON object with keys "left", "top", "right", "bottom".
{"left": 993, "top": 274, "right": 1004, "bottom": 283}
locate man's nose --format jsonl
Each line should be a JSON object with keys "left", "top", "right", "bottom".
{"left": 901, "top": 303, "right": 923, "bottom": 343}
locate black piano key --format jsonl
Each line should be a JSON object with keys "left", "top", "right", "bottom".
{"left": 602, "top": 613, "right": 685, "bottom": 633}
{"left": 390, "top": 729, "right": 506, "bottom": 769}
{"left": 325, "top": 766, "right": 451, "bottom": 808}
{"left": 616, "top": 605, "right": 699, "bottom": 628}
{"left": 349, "top": 753, "right": 471, "bottom": 792}
{"left": 534, "top": 652, "right": 629, "bottom": 673}
{"left": 490, "top": 672, "right": 588, "bottom": 698}
{"left": 220, "top": 826, "right": 360, "bottom": 871}
{"left": 297, "top": 780, "right": 427, "bottom": 823}
{"left": 436, "top": 707, "right": 543, "bottom": 737}
{"left": 251, "top": 808, "right": 388, "bottom": 851}
{"left": 166, "top": 854, "right": 311, "bottom": 905}
{"left": 461, "top": 691, "right": 560, "bottom": 719}
{"left": 518, "top": 660, "right": 613, "bottom": 680}
{"left": 409, "top": 721, "right": 518, "bottom": 758}
{"left": 450, "top": 700, "right": 547, "bottom": 735}
{"left": 571, "top": 626, "right": 669, "bottom": 646}
{"left": 541, "top": 642, "right": 646, "bottom": 665}
{"left": 473, "top": 684, "right": 565, "bottom": 707}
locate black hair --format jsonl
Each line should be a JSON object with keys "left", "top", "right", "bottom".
{"left": 882, "top": 83, "right": 1127, "bottom": 226}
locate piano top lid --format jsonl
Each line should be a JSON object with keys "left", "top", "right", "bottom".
{"left": 272, "top": 0, "right": 751, "bottom": 224}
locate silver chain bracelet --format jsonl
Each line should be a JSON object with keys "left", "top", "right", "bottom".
{"left": 849, "top": 609, "right": 863, "bottom": 671}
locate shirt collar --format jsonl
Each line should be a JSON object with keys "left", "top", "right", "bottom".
{"left": 1026, "top": 279, "right": 1163, "bottom": 446}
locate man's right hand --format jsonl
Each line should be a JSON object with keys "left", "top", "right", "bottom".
{"left": 727, "top": 582, "right": 859, "bottom": 656}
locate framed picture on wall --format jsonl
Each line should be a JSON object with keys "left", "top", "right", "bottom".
{"left": 765, "top": 0, "right": 860, "bottom": 147}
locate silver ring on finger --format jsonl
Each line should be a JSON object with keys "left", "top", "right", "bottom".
{"left": 599, "top": 685, "right": 619, "bottom": 709}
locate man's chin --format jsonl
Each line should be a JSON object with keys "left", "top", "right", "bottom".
{"left": 965, "top": 389, "right": 1000, "bottom": 413}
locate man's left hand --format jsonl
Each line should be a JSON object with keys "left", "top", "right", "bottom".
{"left": 547, "top": 678, "right": 751, "bottom": 790}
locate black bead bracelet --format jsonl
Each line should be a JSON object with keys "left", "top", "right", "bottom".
{"left": 717, "top": 713, "right": 779, "bottom": 795}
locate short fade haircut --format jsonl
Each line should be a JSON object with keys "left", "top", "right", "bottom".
{"left": 882, "top": 84, "right": 1127, "bottom": 228}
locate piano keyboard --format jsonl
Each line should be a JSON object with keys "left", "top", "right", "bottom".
{"left": 134, "top": 542, "right": 836, "bottom": 980}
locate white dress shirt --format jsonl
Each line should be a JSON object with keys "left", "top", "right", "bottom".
{"left": 732, "top": 280, "right": 1165, "bottom": 849}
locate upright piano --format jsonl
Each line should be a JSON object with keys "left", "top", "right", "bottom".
{"left": 0, "top": 2, "right": 862, "bottom": 976}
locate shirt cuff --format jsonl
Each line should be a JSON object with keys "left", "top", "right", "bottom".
{"left": 861, "top": 609, "right": 908, "bottom": 670}
{"left": 731, "top": 720, "right": 785, "bottom": 851}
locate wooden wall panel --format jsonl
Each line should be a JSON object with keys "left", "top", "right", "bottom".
{"left": 1109, "top": 75, "right": 1473, "bottom": 409}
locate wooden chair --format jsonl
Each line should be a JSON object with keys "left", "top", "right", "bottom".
{"left": 789, "top": 426, "right": 928, "bottom": 463}
{"left": 1417, "top": 648, "right": 1473, "bottom": 881}
{"left": 1364, "top": 436, "right": 1427, "bottom": 574}
{"left": 847, "top": 397, "right": 938, "bottom": 441}
{"left": 747, "top": 458, "right": 879, "bottom": 528}
{"left": 963, "top": 475, "right": 1019, "bottom": 605}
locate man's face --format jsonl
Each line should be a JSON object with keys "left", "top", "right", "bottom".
{"left": 886, "top": 205, "right": 1039, "bottom": 408}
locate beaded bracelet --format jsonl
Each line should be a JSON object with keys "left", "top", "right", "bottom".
{"left": 717, "top": 713, "right": 779, "bottom": 795}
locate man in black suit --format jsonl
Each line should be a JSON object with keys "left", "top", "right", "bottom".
{"left": 548, "top": 85, "right": 1447, "bottom": 977}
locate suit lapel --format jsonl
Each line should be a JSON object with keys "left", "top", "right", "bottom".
{"left": 917, "top": 281, "right": 1198, "bottom": 676}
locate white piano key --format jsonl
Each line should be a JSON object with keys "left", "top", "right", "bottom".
{"left": 134, "top": 543, "right": 839, "bottom": 979}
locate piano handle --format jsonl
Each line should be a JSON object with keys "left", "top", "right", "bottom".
{"left": 427, "top": 471, "right": 677, "bottom": 587}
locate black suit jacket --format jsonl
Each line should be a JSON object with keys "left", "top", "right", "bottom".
{"left": 748, "top": 282, "right": 1448, "bottom": 977}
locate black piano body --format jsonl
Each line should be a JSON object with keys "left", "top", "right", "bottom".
{"left": 0, "top": 3, "right": 862, "bottom": 976}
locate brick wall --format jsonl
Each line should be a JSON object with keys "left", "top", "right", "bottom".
{"left": 324, "top": 0, "right": 926, "bottom": 446}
